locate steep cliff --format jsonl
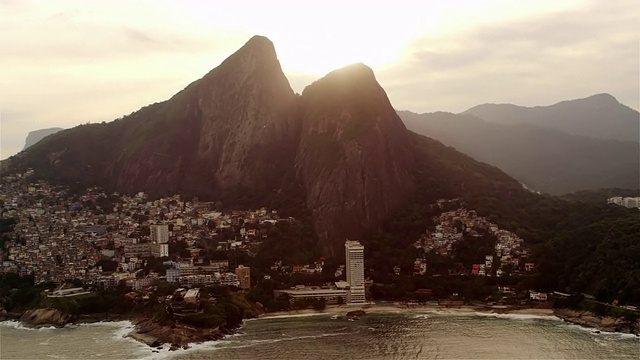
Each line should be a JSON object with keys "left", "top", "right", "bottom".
{"left": 23, "top": 127, "right": 64, "bottom": 150}
{"left": 110, "top": 35, "right": 300, "bottom": 198}
{"left": 11, "top": 36, "right": 299, "bottom": 200}
{"left": 296, "top": 64, "right": 416, "bottom": 254}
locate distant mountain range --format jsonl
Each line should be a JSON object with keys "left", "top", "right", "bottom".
{"left": 22, "top": 127, "right": 64, "bottom": 150}
{"left": 399, "top": 95, "right": 639, "bottom": 195}
{"left": 4, "top": 35, "right": 640, "bottom": 302}
{"left": 463, "top": 94, "right": 639, "bottom": 142}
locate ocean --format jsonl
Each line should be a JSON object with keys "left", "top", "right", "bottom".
{"left": 1, "top": 311, "right": 638, "bottom": 359}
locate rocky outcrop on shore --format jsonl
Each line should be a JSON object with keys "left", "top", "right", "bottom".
{"left": 346, "top": 310, "right": 366, "bottom": 317}
{"left": 72, "top": 313, "right": 124, "bottom": 324}
{"left": 129, "top": 317, "right": 240, "bottom": 349}
{"left": 20, "top": 308, "right": 71, "bottom": 328}
{"left": 554, "top": 308, "right": 639, "bottom": 334}
{"left": 6, "top": 308, "right": 242, "bottom": 349}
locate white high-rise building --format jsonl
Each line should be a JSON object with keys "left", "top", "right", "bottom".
{"left": 150, "top": 224, "right": 169, "bottom": 244}
{"left": 345, "top": 240, "right": 366, "bottom": 304}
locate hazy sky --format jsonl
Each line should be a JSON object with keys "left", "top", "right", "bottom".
{"left": 1, "top": 0, "right": 638, "bottom": 159}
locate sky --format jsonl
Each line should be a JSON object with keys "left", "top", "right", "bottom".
{"left": 1, "top": 0, "right": 638, "bottom": 159}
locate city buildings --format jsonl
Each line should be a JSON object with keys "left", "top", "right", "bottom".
{"left": 151, "top": 243, "right": 169, "bottom": 258}
{"left": 608, "top": 196, "right": 640, "bottom": 209}
{"left": 345, "top": 239, "right": 366, "bottom": 304}
{"left": 150, "top": 224, "right": 169, "bottom": 243}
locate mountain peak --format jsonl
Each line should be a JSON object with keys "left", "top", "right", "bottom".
{"left": 463, "top": 93, "right": 639, "bottom": 142}
{"left": 200, "top": 35, "right": 280, "bottom": 82}
{"left": 305, "top": 63, "right": 377, "bottom": 93}
{"left": 240, "top": 35, "right": 276, "bottom": 56}
{"left": 583, "top": 93, "right": 619, "bottom": 105}
{"left": 327, "top": 62, "right": 375, "bottom": 78}
{"left": 296, "top": 63, "right": 415, "bottom": 254}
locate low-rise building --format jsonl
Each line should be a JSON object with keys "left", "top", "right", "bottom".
{"left": 273, "top": 286, "right": 347, "bottom": 305}
{"left": 529, "top": 291, "right": 548, "bottom": 301}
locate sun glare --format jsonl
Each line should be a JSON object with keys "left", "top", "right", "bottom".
{"left": 274, "top": 34, "right": 407, "bottom": 76}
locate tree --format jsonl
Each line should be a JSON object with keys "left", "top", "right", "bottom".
{"left": 312, "top": 298, "right": 326, "bottom": 311}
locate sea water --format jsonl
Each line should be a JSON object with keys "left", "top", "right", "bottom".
{"left": 1, "top": 312, "right": 638, "bottom": 359}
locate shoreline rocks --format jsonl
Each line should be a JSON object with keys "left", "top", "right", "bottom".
{"left": 19, "top": 308, "right": 71, "bottom": 328}
{"left": 553, "top": 308, "right": 639, "bottom": 335}
{"left": 346, "top": 310, "right": 366, "bottom": 317}
{"left": 72, "top": 313, "right": 124, "bottom": 324}
{"left": 127, "top": 317, "right": 242, "bottom": 348}
{"left": 4, "top": 306, "right": 247, "bottom": 350}
{"left": 127, "top": 331, "right": 161, "bottom": 347}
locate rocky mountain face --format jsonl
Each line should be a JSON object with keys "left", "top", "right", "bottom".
{"left": 10, "top": 36, "right": 299, "bottom": 198}
{"left": 463, "top": 94, "right": 640, "bottom": 142}
{"left": 7, "top": 36, "right": 418, "bottom": 254}
{"left": 296, "top": 64, "right": 415, "bottom": 253}
{"left": 399, "top": 110, "right": 640, "bottom": 194}
{"left": 108, "top": 35, "right": 300, "bottom": 198}
{"left": 191, "top": 36, "right": 300, "bottom": 191}
{"left": 22, "top": 127, "right": 64, "bottom": 150}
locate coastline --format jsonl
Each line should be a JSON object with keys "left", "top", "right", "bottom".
{"left": 1, "top": 308, "right": 241, "bottom": 350}
{"left": 259, "top": 303, "right": 556, "bottom": 319}
{"left": 4, "top": 302, "right": 637, "bottom": 352}
{"left": 258, "top": 303, "right": 638, "bottom": 336}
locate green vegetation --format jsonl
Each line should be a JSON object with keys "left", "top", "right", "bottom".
{"left": 252, "top": 220, "right": 320, "bottom": 271}
{"left": 0, "top": 274, "right": 257, "bottom": 330}
{"left": 400, "top": 110, "right": 640, "bottom": 195}
{"left": 362, "top": 133, "right": 640, "bottom": 304}
{"left": 0, "top": 218, "right": 17, "bottom": 234}
{"left": 560, "top": 188, "right": 640, "bottom": 203}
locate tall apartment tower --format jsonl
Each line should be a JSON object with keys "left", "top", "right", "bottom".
{"left": 345, "top": 240, "right": 366, "bottom": 304}
{"left": 150, "top": 224, "right": 169, "bottom": 244}
{"left": 235, "top": 265, "right": 251, "bottom": 290}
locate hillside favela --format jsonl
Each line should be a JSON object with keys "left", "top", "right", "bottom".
{"left": 1, "top": 2, "right": 639, "bottom": 360}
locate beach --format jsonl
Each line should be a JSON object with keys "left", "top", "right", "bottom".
{"left": 259, "top": 303, "right": 556, "bottom": 319}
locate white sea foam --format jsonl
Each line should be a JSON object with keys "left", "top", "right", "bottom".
{"left": 75, "top": 320, "right": 136, "bottom": 341}
{"left": 138, "top": 339, "right": 231, "bottom": 360}
{"left": 559, "top": 322, "right": 640, "bottom": 339}
{"left": 219, "top": 330, "right": 355, "bottom": 350}
{"left": 257, "top": 312, "right": 329, "bottom": 320}
{"left": 0, "top": 320, "right": 57, "bottom": 331}
{"left": 79, "top": 320, "right": 134, "bottom": 328}
{"left": 412, "top": 314, "right": 431, "bottom": 319}
{"left": 473, "top": 312, "right": 562, "bottom": 321}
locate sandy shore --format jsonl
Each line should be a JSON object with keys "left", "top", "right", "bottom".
{"left": 258, "top": 304, "right": 640, "bottom": 335}
{"left": 259, "top": 303, "right": 555, "bottom": 319}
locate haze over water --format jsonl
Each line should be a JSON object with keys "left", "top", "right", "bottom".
{"left": 2, "top": 312, "right": 638, "bottom": 359}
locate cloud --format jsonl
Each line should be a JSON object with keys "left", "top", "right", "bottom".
{"left": 0, "top": 0, "right": 637, "bottom": 160}
{"left": 379, "top": 0, "right": 639, "bottom": 113}
{"left": 122, "top": 28, "right": 156, "bottom": 44}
